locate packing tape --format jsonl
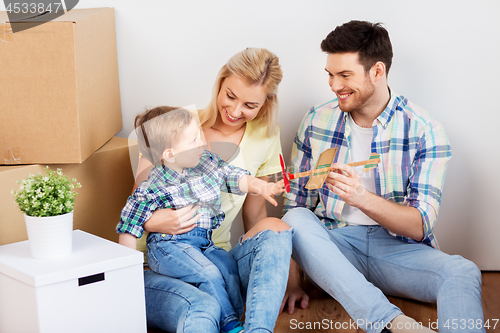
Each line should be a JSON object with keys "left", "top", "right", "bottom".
{"left": 4, "top": 147, "right": 21, "bottom": 164}
{"left": 0, "top": 23, "right": 13, "bottom": 42}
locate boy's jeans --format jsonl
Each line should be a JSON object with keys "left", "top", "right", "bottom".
{"left": 147, "top": 227, "right": 243, "bottom": 328}
{"left": 144, "top": 227, "right": 293, "bottom": 333}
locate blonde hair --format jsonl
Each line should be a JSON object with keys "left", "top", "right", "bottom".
{"left": 135, "top": 106, "right": 194, "bottom": 165}
{"left": 199, "top": 48, "right": 283, "bottom": 137}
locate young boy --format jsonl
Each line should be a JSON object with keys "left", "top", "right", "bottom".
{"left": 116, "top": 106, "right": 285, "bottom": 333}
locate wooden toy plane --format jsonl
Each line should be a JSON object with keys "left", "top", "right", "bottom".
{"left": 279, "top": 148, "right": 381, "bottom": 192}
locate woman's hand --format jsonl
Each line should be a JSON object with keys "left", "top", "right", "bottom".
{"left": 280, "top": 283, "right": 310, "bottom": 315}
{"left": 280, "top": 259, "right": 309, "bottom": 314}
{"left": 143, "top": 204, "right": 202, "bottom": 234}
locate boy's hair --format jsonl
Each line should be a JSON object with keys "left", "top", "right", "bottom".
{"left": 134, "top": 106, "right": 194, "bottom": 165}
{"left": 321, "top": 20, "right": 393, "bottom": 75}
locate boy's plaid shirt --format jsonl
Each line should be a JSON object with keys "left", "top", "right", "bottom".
{"left": 116, "top": 150, "right": 249, "bottom": 238}
{"left": 283, "top": 92, "right": 452, "bottom": 248}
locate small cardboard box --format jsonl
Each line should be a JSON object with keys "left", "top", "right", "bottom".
{"left": 0, "top": 8, "right": 122, "bottom": 164}
{"left": 0, "top": 136, "right": 138, "bottom": 246}
{"left": 0, "top": 230, "right": 146, "bottom": 333}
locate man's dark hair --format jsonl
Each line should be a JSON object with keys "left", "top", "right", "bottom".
{"left": 321, "top": 20, "right": 393, "bottom": 75}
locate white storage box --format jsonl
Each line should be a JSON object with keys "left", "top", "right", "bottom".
{"left": 0, "top": 230, "right": 146, "bottom": 333}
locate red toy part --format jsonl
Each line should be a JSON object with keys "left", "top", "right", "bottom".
{"left": 279, "top": 154, "right": 290, "bottom": 193}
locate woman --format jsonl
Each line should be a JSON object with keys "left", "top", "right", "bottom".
{"left": 135, "top": 48, "right": 292, "bottom": 333}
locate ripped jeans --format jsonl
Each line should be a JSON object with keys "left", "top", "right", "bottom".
{"left": 229, "top": 228, "right": 293, "bottom": 333}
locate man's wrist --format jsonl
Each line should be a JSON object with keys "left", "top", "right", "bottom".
{"left": 357, "top": 188, "right": 376, "bottom": 211}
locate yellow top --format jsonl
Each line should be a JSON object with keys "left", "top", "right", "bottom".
{"left": 136, "top": 119, "right": 282, "bottom": 257}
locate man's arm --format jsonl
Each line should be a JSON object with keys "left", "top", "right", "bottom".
{"left": 325, "top": 165, "right": 424, "bottom": 240}
{"left": 325, "top": 115, "right": 451, "bottom": 242}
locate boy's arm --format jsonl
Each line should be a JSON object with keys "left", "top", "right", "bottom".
{"left": 119, "top": 233, "right": 138, "bottom": 250}
{"left": 211, "top": 150, "right": 284, "bottom": 207}
{"left": 116, "top": 187, "right": 160, "bottom": 245}
{"left": 238, "top": 174, "right": 285, "bottom": 207}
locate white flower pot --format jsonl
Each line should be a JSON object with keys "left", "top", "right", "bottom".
{"left": 24, "top": 212, "right": 74, "bottom": 259}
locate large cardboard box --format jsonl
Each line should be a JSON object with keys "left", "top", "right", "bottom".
{"left": 0, "top": 137, "right": 137, "bottom": 246}
{"left": 0, "top": 8, "right": 122, "bottom": 164}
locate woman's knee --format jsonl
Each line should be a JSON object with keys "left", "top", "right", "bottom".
{"left": 243, "top": 217, "right": 290, "bottom": 240}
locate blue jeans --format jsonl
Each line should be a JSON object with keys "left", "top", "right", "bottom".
{"left": 147, "top": 227, "right": 243, "bottom": 328}
{"left": 144, "top": 270, "right": 221, "bottom": 332}
{"left": 144, "top": 228, "right": 293, "bottom": 333}
{"left": 282, "top": 207, "right": 485, "bottom": 333}
{"left": 229, "top": 229, "right": 293, "bottom": 332}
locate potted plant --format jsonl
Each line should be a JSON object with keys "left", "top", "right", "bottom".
{"left": 12, "top": 166, "right": 81, "bottom": 259}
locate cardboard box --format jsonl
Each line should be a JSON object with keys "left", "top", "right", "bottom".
{"left": 0, "top": 8, "right": 122, "bottom": 164}
{"left": 0, "top": 230, "right": 146, "bottom": 333}
{"left": 0, "top": 136, "right": 138, "bottom": 246}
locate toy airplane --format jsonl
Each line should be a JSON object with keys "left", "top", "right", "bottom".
{"left": 279, "top": 148, "right": 381, "bottom": 192}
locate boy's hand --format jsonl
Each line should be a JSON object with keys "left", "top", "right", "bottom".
{"left": 259, "top": 179, "right": 286, "bottom": 206}
{"left": 240, "top": 176, "right": 285, "bottom": 206}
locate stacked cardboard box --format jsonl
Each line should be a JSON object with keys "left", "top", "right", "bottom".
{"left": 0, "top": 8, "right": 135, "bottom": 245}
{"left": 0, "top": 137, "right": 138, "bottom": 245}
{"left": 0, "top": 7, "right": 122, "bottom": 164}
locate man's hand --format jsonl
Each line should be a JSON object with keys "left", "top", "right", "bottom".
{"left": 325, "top": 163, "right": 425, "bottom": 241}
{"left": 324, "top": 163, "right": 370, "bottom": 208}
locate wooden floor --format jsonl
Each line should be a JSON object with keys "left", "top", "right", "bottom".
{"left": 148, "top": 272, "right": 500, "bottom": 333}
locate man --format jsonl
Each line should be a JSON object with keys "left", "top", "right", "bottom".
{"left": 281, "top": 20, "right": 485, "bottom": 333}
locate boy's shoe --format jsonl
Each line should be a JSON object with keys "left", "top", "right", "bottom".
{"left": 221, "top": 321, "right": 244, "bottom": 333}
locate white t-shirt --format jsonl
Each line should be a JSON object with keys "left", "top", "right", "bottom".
{"left": 341, "top": 114, "right": 379, "bottom": 226}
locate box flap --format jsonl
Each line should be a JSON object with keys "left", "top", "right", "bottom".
{"left": 94, "top": 136, "right": 130, "bottom": 154}
{"left": 52, "top": 8, "right": 113, "bottom": 23}
{"left": 0, "top": 8, "right": 113, "bottom": 23}
{"left": 0, "top": 230, "right": 143, "bottom": 287}
{"left": 0, "top": 11, "right": 8, "bottom": 22}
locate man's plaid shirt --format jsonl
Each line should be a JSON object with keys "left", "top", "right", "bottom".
{"left": 283, "top": 92, "right": 452, "bottom": 248}
{"left": 116, "top": 150, "right": 250, "bottom": 238}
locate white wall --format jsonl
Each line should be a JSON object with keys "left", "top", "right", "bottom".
{"left": 7, "top": 0, "right": 497, "bottom": 269}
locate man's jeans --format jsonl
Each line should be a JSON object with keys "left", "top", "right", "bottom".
{"left": 144, "top": 227, "right": 293, "bottom": 333}
{"left": 282, "top": 207, "right": 485, "bottom": 333}
{"left": 147, "top": 227, "right": 243, "bottom": 328}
